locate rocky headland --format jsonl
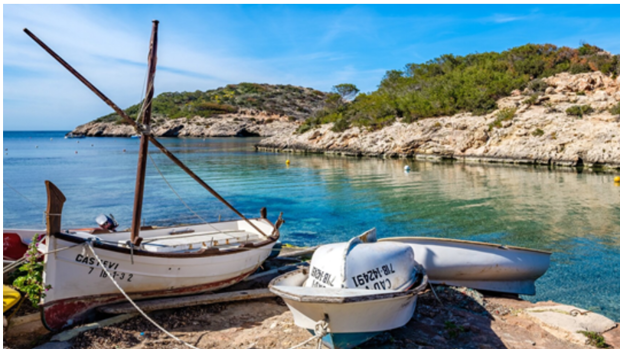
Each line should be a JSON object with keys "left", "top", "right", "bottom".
{"left": 72, "top": 109, "right": 299, "bottom": 138}
{"left": 257, "top": 72, "right": 620, "bottom": 170}
{"left": 70, "top": 83, "right": 325, "bottom": 138}
{"left": 70, "top": 72, "right": 620, "bottom": 171}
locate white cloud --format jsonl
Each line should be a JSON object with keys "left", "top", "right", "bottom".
{"left": 3, "top": 5, "right": 354, "bottom": 130}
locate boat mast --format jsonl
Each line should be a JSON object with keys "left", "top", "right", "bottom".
{"left": 131, "top": 20, "right": 159, "bottom": 245}
{"left": 23, "top": 24, "right": 272, "bottom": 241}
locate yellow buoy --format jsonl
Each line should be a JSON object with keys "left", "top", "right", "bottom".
{"left": 286, "top": 160, "right": 290, "bottom": 165}
{"left": 615, "top": 176, "right": 620, "bottom": 183}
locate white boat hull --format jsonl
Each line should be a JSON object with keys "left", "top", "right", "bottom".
{"left": 41, "top": 219, "right": 278, "bottom": 330}
{"left": 269, "top": 267, "right": 428, "bottom": 349}
{"left": 379, "top": 237, "right": 551, "bottom": 295}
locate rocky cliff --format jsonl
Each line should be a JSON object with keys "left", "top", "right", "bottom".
{"left": 72, "top": 109, "right": 298, "bottom": 138}
{"left": 257, "top": 72, "right": 620, "bottom": 170}
{"left": 70, "top": 83, "right": 328, "bottom": 137}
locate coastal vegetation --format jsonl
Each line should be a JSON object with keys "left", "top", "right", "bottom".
{"left": 11, "top": 234, "right": 49, "bottom": 308}
{"left": 488, "top": 107, "right": 517, "bottom": 131}
{"left": 566, "top": 104, "right": 595, "bottom": 118}
{"left": 299, "top": 43, "right": 619, "bottom": 133}
{"left": 96, "top": 83, "right": 329, "bottom": 125}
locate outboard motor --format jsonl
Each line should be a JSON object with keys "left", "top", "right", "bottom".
{"left": 303, "top": 228, "right": 419, "bottom": 291}
{"left": 95, "top": 214, "right": 119, "bottom": 232}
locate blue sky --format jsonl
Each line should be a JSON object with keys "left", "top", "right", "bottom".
{"left": 3, "top": 4, "right": 620, "bottom": 131}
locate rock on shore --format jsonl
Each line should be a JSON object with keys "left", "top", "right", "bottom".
{"left": 257, "top": 72, "right": 620, "bottom": 170}
{"left": 71, "top": 110, "right": 298, "bottom": 138}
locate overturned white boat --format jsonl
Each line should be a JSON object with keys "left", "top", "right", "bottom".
{"left": 270, "top": 229, "right": 428, "bottom": 349}
{"left": 379, "top": 236, "right": 551, "bottom": 295}
{"left": 23, "top": 22, "right": 282, "bottom": 331}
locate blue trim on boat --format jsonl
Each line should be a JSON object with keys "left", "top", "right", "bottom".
{"left": 308, "top": 329, "right": 383, "bottom": 349}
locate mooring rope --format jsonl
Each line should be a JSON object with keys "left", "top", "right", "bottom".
{"left": 85, "top": 241, "right": 200, "bottom": 349}
{"left": 288, "top": 319, "right": 328, "bottom": 349}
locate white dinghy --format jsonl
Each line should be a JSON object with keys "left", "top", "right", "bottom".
{"left": 23, "top": 22, "right": 282, "bottom": 331}
{"left": 379, "top": 237, "right": 551, "bottom": 295}
{"left": 269, "top": 229, "right": 428, "bottom": 349}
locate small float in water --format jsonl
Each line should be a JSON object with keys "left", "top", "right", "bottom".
{"left": 269, "top": 229, "right": 428, "bottom": 349}
{"left": 379, "top": 236, "right": 551, "bottom": 295}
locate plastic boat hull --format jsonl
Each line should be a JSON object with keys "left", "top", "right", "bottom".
{"left": 379, "top": 237, "right": 551, "bottom": 295}
{"left": 269, "top": 266, "right": 428, "bottom": 349}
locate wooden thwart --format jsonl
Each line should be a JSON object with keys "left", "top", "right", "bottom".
{"left": 98, "top": 288, "right": 275, "bottom": 315}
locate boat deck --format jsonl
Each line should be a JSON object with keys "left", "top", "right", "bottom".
{"left": 61, "top": 219, "right": 273, "bottom": 253}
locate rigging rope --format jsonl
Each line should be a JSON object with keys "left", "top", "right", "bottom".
{"left": 3, "top": 181, "right": 42, "bottom": 210}
{"left": 148, "top": 153, "right": 231, "bottom": 235}
{"left": 85, "top": 241, "right": 200, "bottom": 349}
{"left": 134, "top": 58, "right": 150, "bottom": 126}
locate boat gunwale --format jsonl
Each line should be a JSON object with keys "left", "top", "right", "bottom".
{"left": 269, "top": 266, "right": 428, "bottom": 304}
{"left": 379, "top": 237, "right": 552, "bottom": 255}
{"left": 51, "top": 217, "right": 279, "bottom": 259}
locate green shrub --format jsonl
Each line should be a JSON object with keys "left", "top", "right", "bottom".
{"left": 307, "top": 43, "right": 617, "bottom": 132}
{"left": 566, "top": 105, "right": 594, "bottom": 118}
{"left": 544, "top": 102, "right": 560, "bottom": 113}
{"left": 12, "top": 234, "right": 51, "bottom": 308}
{"left": 609, "top": 102, "right": 620, "bottom": 115}
{"left": 532, "top": 128, "right": 545, "bottom": 137}
{"left": 489, "top": 107, "right": 517, "bottom": 131}
{"left": 524, "top": 94, "right": 540, "bottom": 106}
{"left": 578, "top": 331, "right": 608, "bottom": 348}
{"left": 331, "top": 116, "right": 350, "bottom": 132}
{"left": 296, "top": 122, "right": 314, "bottom": 134}
{"left": 527, "top": 79, "right": 548, "bottom": 93}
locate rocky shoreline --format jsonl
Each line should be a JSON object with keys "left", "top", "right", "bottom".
{"left": 71, "top": 72, "right": 620, "bottom": 171}
{"left": 71, "top": 109, "right": 299, "bottom": 138}
{"left": 257, "top": 72, "right": 620, "bottom": 171}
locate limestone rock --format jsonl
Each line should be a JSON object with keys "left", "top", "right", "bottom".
{"left": 258, "top": 71, "right": 620, "bottom": 170}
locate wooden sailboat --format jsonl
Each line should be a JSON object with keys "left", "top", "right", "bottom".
{"left": 24, "top": 21, "right": 282, "bottom": 331}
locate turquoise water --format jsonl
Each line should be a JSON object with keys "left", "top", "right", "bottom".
{"left": 3, "top": 131, "right": 620, "bottom": 321}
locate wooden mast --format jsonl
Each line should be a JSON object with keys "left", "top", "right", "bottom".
{"left": 23, "top": 25, "right": 272, "bottom": 239}
{"left": 130, "top": 20, "right": 159, "bottom": 246}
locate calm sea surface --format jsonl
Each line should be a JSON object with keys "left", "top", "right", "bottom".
{"left": 3, "top": 131, "right": 620, "bottom": 320}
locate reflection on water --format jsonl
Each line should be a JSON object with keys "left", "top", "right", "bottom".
{"left": 3, "top": 131, "right": 620, "bottom": 320}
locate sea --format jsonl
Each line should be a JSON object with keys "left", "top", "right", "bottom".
{"left": 3, "top": 130, "right": 620, "bottom": 321}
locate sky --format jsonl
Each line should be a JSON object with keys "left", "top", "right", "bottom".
{"left": 3, "top": 4, "right": 620, "bottom": 131}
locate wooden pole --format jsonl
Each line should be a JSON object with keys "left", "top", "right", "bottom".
{"left": 23, "top": 27, "right": 270, "bottom": 239}
{"left": 130, "top": 20, "right": 159, "bottom": 245}
{"left": 45, "top": 181, "right": 66, "bottom": 235}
